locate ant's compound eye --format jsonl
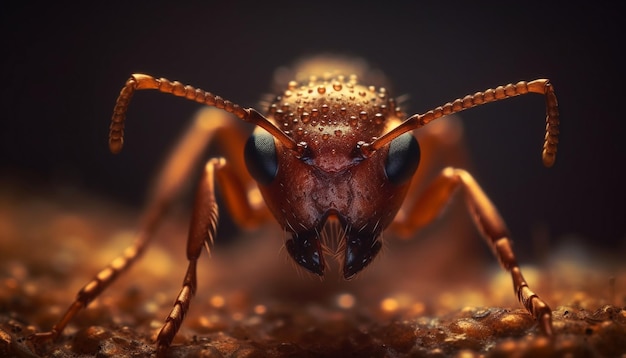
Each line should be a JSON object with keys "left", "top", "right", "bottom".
{"left": 244, "top": 130, "right": 278, "bottom": 185}
{"left": 384, "top": 133, "right": 420, "bottom": 185}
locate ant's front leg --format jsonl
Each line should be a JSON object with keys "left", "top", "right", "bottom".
{"left": 154, "top": 157, "right": 221, "bottom": 355}
{"left": 28, "top": 109, "right": 227, "bottom": 348}
{"left": 391, "top": 167, "right": 553, "bottom": 336}
{"left": 155, "top": 153, "right": 271, "bottom": 355}
{"left": 29, "top": 108, "right": 269, "bottom": 353}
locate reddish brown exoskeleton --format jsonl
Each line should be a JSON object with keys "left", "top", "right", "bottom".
{"left": 32, "top": 57, "right": 559, "bottom": 355}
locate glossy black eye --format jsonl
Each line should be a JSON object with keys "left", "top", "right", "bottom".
{"left": 384, "top": 132, "right": 420, "bottom": 185}
{"left": 244, "top": 130, "right": 278, "bottom": 185}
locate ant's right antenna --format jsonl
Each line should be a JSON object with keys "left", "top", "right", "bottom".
{"left": 109, "top": 74, "right": 298, "bottom": 154}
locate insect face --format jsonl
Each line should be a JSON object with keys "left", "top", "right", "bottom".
{"left": 244, "top": 73, "right": 421, "bottom": 279}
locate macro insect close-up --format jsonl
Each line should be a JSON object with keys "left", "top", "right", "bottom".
{"left": 3, "top": 3, "right": 626, "bottom": 358}
{"left": 9, "top": 55, "right": 564, "bottom": 356}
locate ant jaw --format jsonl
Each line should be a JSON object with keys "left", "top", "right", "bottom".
{"left": 343, "top": 235, "right": 382, "bottom": 280}
{"left": 285, "top": 233, "right": 325, "bottom": 276}
{"left": 285, "top": 217, "right": 384, "bottom": 279}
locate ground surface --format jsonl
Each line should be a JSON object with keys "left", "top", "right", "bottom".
{"left": 1, "top": 183, "right": 625, "bottom": 357}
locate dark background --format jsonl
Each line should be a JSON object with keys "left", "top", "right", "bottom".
{"left": 1, "top": 2, "right": 624, "bottom": 253}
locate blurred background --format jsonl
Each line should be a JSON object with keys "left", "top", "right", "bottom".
{"left": 1, "top": 1, "right": 624, "bottom": 257}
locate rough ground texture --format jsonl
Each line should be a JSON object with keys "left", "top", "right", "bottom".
{"left": 1, "top": 183, "right": 625, "bottom": 357}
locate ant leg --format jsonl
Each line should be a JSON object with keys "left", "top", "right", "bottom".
{"left": 30, "top": 108, "right": 257, "bottom": 344}
{"left": 391, "top": 167, "right": 553, "bottom": 336}
{"left": 394, "top": 115, "right": 469, "bottom": 238}
{"left": 155, "top": 158, "right": 220, "bottom": 355}
{"left": 155, "top": 156, "right": 269, "bottom": 354}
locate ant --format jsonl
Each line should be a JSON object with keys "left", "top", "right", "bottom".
{"left": 31, "top": 57, "right": 559, "bottom": 356}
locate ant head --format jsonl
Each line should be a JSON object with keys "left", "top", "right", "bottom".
{"left": 244, "top": 69, "right": 421, "bottom": 278}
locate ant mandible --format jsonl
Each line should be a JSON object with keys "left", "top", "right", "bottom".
{"left": 32, "top": 57, "right": 559, "bottom": 356}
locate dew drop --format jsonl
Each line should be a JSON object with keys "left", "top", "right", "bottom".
{"left": 288, "top": 80, "right": 298, "bottom": 90}
{"left": 333, "top": 82, "right": 343, "bottom": 91}
{"left": 321, "top": 104, "right": 329, "bottom": 114}
{"left": 274, "top": 109, "right": 284, "bottom": 119}
{"left": 374, "top": 113, "right": 385, "bottom": 124}
{"left": 349, "top": 116, "right": 358, "bottom": 126}
{"left": 317, "top": 86, "right": 326, "bottom": 94}
{"left": 301, "top": 112, "right": 310, "bottom": 123}
{"left": 334, "top": 129, "right": 342, "bottom": 137}
{"left": 322, "top": 133, "right": 330, "bottom": 140}
{"left": 359, "top": 111, "right": 368, "bottom": 120}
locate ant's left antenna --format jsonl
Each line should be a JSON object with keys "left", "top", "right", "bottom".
{"left": 365, "top": 79, "right": 559, "bottom": 167}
